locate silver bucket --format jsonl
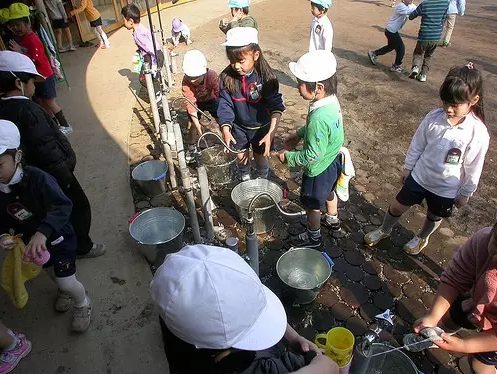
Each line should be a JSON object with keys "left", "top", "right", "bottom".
{"left": 362, "top": 343, "right": 419, "bottom": 373}
{"left": 200, "top": 145, "right": 237, "bottom": 185}
{"left": 132, "top": 160, "right": 168, "bottom": 197}
{"left": 231, "top": 179, "right": 283, "bottom": 234}
{"left": 128, "top": 207, "right": 185, "bottom": 266}
{"left": 276, "top": 248, "right": 332, "bottom": 305}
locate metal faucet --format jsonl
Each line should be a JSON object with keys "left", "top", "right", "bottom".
{"left": 360, "top": 309, "right": 395, "bottom": 355}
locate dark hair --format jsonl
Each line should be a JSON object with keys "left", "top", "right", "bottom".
{"left": 121, "top": 4, "right": 141, "bottom": 23}
{"left": 8, "top": 15, "right": 40, "bottom": 32}
{"left": 311, "top": 2, "right": 328, "bottom": 12}
{"left": 221, "top": 44, "right": 278, "bottom": 95}
{"left": 0, "top": 71, "right": 34, "bottom": 96}
{"left": 302, "top": 74, "right": 338, "bottom": 96}
{"left": 439, "top": 64, "right": 485, "bottom": 123}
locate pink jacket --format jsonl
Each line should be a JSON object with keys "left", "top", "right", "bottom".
{"left": 441, "top": 227, "right": 497, "bottom": 333}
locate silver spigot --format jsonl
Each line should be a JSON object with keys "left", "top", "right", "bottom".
{"left": 360, "top": 309, "right": 395, "bottom": 355}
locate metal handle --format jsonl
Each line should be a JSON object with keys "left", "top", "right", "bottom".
{"left": 152, "top": 171, "right": 168, "bottom": 181}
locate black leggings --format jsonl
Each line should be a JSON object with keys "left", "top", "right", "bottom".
{"left": 374, "top": 30, "right": 405, "bottom": 66}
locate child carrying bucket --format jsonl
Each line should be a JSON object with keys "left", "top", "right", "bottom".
{"left": 218, "top": 27, "right": 285, "bottom": 181}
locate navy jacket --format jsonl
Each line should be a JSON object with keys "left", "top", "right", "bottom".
{"left": 218, "top": 68, "right": 285, "bottom": 130}
{"left": 0, "top": 166, "right": 74, "bottom": 242}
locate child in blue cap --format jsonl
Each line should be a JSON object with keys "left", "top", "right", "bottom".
{"left": 219, "top": 0, "right": 258, "bottom": 34}
{"left": 309, "top": 0, "right": 333, "bottom": 52}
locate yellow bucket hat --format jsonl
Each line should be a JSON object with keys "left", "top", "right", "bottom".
{"left": 8, "top": 3, "right": 31, "bottom": 21}
{"left": 0, "top": 8, "right": 9, "bottom": 24}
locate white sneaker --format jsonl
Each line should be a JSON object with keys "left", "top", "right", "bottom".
{"left": 364, "top": 228, "right": 391, "bottom": 246}
{"left": 69, "top": 45, "right": 77, "bottom": 51}
{"left": 55, "top": 289, "right": 72, "bottom": 312}
{"left": 409, "top": 65, "right": 420, "bottom": 79}
{"left": 72, "top": 296, "right": 92, "bottom": 332}
{"left": 368, "top": 51, "right": 378, "bottom": 65}
{"left": 59, "top": 46, "right": 69, "bottom": 53}
{"left": 240, "top": 173, "right": 251, "bottom": 182}
{"left": 417, "top": 73, "right": 427, "bottom": 82}
{"left": 403, "top": 235, "right": 429, "bottom": 255}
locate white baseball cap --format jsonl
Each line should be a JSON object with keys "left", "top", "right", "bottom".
{"left": 0, "top": 120, "right": 20, "bottom": 155}
{"left": 182, "top": 50, "right": 208, "bottom": 77}
{"left": 0, "top": 50, "right": 45, "bottom": 80}
{"left": 289, "top": 50, "right": 337, "bottom": 82}
{"left": 222, "top": 27, "right": 258, "bottom": 47}
{"left": 150, "top": 245, "right": 287, "bottom": 351}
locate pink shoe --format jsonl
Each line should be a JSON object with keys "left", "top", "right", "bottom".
{"left": 0, "top": 333, "right": 31, "bottom": 374}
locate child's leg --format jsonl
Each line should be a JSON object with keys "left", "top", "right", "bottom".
{"left": 92, "top": 26, "right": 103, "bottom": 46}
{"left": 393, "top": 34, "right": 405, "bottom": 66}
{"left": 237, "top": 151, "right": 251, "bottom": 180}
{"left": 0, "top": 321, "right": 31, "bottom": 371}
{"left": 0, "top": 322, "right": 14, "bottom": 350}
{"left": 252, "top": 127, "right": 270, "bottom": 179}
{"left": 420, "top": 42, "right": 437, "bottom": 76}
{"left": 64, "top": 26, "right": 74, "bottom": 48}
{"left": 411, "top": 41, "right": 425, "bottom": 70}
{"left": 55, "top": 28, "right": 63, "bottom": 50}
{"left": 253, "top": 152, "right": 269, "bottom": 179}
{"left": 95, "top": 25, "right": 110, "bottom": 47}
{"left": 469, "top": 355, "right": 497, "bottom": 374}
{"left": 374, "top": 30, "right": 396, "bottom": 56}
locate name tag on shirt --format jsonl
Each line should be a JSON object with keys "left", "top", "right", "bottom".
{"left": 7, "top": 202, "right": 33, "bottom": 223}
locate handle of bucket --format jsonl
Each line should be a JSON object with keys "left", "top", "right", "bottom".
{"left": 322, "top": 252, "right": 335, "bottom": 268}
{"left": 128, "top": 212, "right": 141, "bottom": 224}
{"left": 152, "top": 171, "right": 168, "bottom": 181}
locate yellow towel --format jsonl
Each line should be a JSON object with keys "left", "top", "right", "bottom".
{"left": 1, "top": 236, "right": 42, "bottom": 308}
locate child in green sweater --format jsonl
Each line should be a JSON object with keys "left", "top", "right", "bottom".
{"left": 279, "top": 50, "right": 345, "bottom": 248}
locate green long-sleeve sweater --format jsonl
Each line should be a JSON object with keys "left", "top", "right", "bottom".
{"left": 219, "top": 16, "right": 258, "bottom": 34}
{"left": 286, "top": 95, "right": 344, "bottom": 177}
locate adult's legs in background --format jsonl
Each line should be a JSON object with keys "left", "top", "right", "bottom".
{"left": 442, "top": 14, "right": 457, "bottom": 45}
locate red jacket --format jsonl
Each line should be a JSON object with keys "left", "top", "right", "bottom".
{"left": 18, "top": 32, "right": 53, "bottom": 78}
{"left": 182, "top": 69, "right": 219, "bottom": 114}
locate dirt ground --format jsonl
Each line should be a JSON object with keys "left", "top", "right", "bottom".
{"left": 127, "top": 0, "right": 496, "bottom": 372}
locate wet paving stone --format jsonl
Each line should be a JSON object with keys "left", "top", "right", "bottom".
{"left": 313, "top": 310, "right": 336, "bottom": 332}
{"left": 458, "top": 356, "right": 472, "bottom": 374}
{"left": 337, "top": 238, "right": 357, "bottom": 251}
{"left": 363, "top": 225, "right": 378, "bottom": 234}
{"left": 438, "top": 366, "right": 459, "bottom": 374}
{"left": 396, "top": 298, "right": 427, "bottom": 324}
{"left": 354, "top": 213, "right": 368, "bottom": 223}
{"left": 346, "top": 266, "right": 365, "bottom": 282}
{"left": 383, "top": 264, "right": 410, "bottom": 284}
{"left": 369, "top": 215, "right": 382, "bottom": 226}
{"left": 427, "top": 349, "right": 452, "bottom": 366}
{"left": 403, "top": 282, "right": 424, "bottom": 300}
{"left": 317, "top": 286, "right": 340, "bottom": 308}
{"left": 391, "top": 234, "right": 409, "bottom": 248}
{"left": 388, "top": 247, "right": 406, "bottom": 261}
{"left": 331, "top": 303, "right": 354, "bottom": 321}
{"left": 354, "top": 184, "right": 367, "bottom": 193}
{"left": 408, "top": 353, "right": 435, "bottom": 374}
{"left": 373, "top": 292, "right": 394, "bottom": 310}
{"left": 341, "top": 219, "right": 362, "bottom": 233}
{"left": 288, "top": 223, "right": 305, "bottom": 236}
{"left": 359, "top": 303, "right": 381, "bottom": 323}
{"left": 364, "top": 275, "right": 383, "bottom": 291}
{"left": 339, "top": 210, "right": 352, "bottom": 221}
{"left": 333, "top": 258, "right": 348, "bottom": 273}
{"left": 324, "top": 245, "right": 343, "bottom": 258}
{"left": 285, "top": 305, "right": 306, "bottom": 326}
{"left": 340, "top": 283, "right": 369, "bottom": 308}
{"left": 383, "top": 282, "right": 403, "bottom": 298}
{"left": 362, "top": 261, "right": 379, "bottom": 275}
{"left": 266, "top": 239, "right": 284, "bottom": 251}
{"left": 350, "top": 231, "right": 365, "bottom": 245}
{"left": 345, "top": 250, "right": 366, "bottom": 266}
{"left": 346, "top": 316, "right": 368, "bottom": 336}
{"left": 296, "top": 326, "right": 317, "bottom": 342}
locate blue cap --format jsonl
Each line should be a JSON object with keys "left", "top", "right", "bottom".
{"left": 311, "top": 0, "right": 332, "bottom": 8}
{"left": 227, "top": 0, "right": 250, "bottom": 8}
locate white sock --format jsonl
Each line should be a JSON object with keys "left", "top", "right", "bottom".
{"left": 55, "top": 274, "right": 87, "bottom": 306}
{"left": 92, "top": 27, "right": 103, "bottom": 44}
{"left": 96, "top": 26, "right": 110, "bottom": 46}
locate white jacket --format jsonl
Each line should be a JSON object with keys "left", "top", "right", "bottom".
{"left": 309, "top": 15, "right": 333, "bottom": 52}
{"left": 386, "top": 3, "right": 417, "bottom": 33}
{"left": 404, "top": 109, "right": 489, "bottom": 199}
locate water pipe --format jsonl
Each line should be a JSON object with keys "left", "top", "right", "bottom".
{"left": 143, "top": 62, "right": 161, "bottom": 134}
{"left": 196, "top": 153, "right": 215, "bottom": 240}
{"left": 172, "top": 110, "right": 202, "bottom": 243}
{"left": 159, "top": 123, "right": 177, "bottom": 189}
{"left": 197, "top": 132, "right": 246, "bottom": 154}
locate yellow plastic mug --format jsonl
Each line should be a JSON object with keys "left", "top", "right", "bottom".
{"left": 315, "top": 327, "right": 355, "bottom": 367}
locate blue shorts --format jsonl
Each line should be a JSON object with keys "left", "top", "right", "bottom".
{"left": 43, "top": 230, "right": 77, "bottom": 278}
{"left": 35, "top": 74, "right": 57, "bottom": 100}
{"left": 396, "top": 175, "right": 455, "bottom": 218}
{"left": 300, "top": 155, "right": 341, "bottom": 210}
{"left": 231, "top": 124, "right": 269, "bottom": 155}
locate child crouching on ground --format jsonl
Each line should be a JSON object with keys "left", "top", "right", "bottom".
{"left": 171, "top": 18, "right": 191, "bottom": 47}
{"left": 365, "top": 63, "right": 489, "bottom": 255}
{"left": 414, "top": 220, "right": 497, "bottom": 373}
{"left": 0, "top": 120, "right": 92, "bottom": 332}
{"left": 218, "top": 27, "right": 284, "bottom": 181}
{"left": 182, "top": 50, "right": 219, "bottom": 163}
{"left": 279, "top": 50, "right": 344, "bottom": 248}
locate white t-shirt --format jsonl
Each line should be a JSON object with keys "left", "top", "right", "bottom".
{"left": 309, "top": 15, "right": 333, "bottom": 52}
{"left": 386, "top": 3, "right": 417, "bottom": 33}
{"left": 404, "top": 109, "right": 489, "bottom": 198}
{"left": 171, "top": 24, "right": 191, "bottom": 46}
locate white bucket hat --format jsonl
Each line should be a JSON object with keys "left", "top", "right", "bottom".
{"left": 289, "top": 50, "right": 337, "bottom": 82}
{"left": 0, "top": 120, "right": 20, "bottom": 155}
{"left": 0, "top": 50, "right": 45, "bottom": 80}
{"left": 150, "top": 245, "right": 287, "bottom": 351}
{"left": 222, "top": 27, "right": 258, "bottom": 47}
{"left": 182, "top": 50, "right": 208, "bottom": 77}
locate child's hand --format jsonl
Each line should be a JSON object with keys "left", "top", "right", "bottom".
{"left": 222, "top": 127, "right": 236, "bottom": 149}
{"left": 413, "top": 314, "right": 439, "bottom": 334}
{"left": 401, "top": 168, "right": 411, "bottom": 184}
{"left": 220, "top": 18, "right": 229, "bottom": 27}
{"left": 455, "top": 195, "right": 469, "bottom": 209}
{"left": 278, "top": 151, "right": 288, "bottom": 163}
{"left": 0, "top": 236, "right": 15, "bottom": 251}
{"left": 433, "top": 333, "right": 467, "bottom": 353}
{"left": 25, "top": 232, "right": 47, "bottom": 259}
{"left": 9, "top": 40, "right": 23, "bottom": 53}
{"left": 259, "top": 132, "right": 274, "bottom": 157}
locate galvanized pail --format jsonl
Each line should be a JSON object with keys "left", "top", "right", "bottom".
{"left": 132, "top": 160, "right": 168, "bottom": 197}
{"left": 231, "top": 179, "right": 283, "bottom": 234}
{"left": 128, "top": 207, "right": 185, "bottom": 266}
{"left": 200, "top": 145, "right": 237, "bottom": 185}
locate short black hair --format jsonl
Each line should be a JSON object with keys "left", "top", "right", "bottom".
{"left": 0, "top": 71, "right": 34, "bottom": 95}
{"left": 121, "top": 4, "right": 141, "bottom": 23}
{"left": 232, "top": 6, "right": 249, "bottom": 14}
{"left": 311, "top": 2, "right": 328, "bottom": 12}
{"left": 301, "top": 74, "right": 338, "bottom": 96}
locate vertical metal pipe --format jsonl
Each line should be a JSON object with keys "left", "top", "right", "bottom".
{"left": 172, "top": 112, "right": 201, "bottom": 243}
{"left": 144, "top": 62, "right": 161, "bottom": 134}
{"left": 245, "top": 227, "right": 259, "bottom": 276}
{"left": 144, "top": 0, "right": 160, "bottom": 63}
{"left": 159, "top": 124, "right": 177, "bottom": 189}
{"left": 197, "top": 164, "right": 214, "bottom": 240}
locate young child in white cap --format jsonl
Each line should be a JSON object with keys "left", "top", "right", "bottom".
{"left": 219, "top": 0, "right": 258, "bottom": 34}
{"left": 309, "top": 0, "right": 333, "bottom": 52}
{"left": 218, "top": 27, "right": 284, "bottom": 181}
{"left": 279, "top": 50, "right": 344, "bottom": 248}
{"left": 0, "top": 120, "right": 92, "bottom": 333}
{"left": 150, "top": 244, "right": 339, "bottom": 374}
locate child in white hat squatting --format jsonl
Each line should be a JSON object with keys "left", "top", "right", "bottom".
{"left": 171, "top": 18, "right": 192, "bottom": 47}
{"left": 218, "top": 27, "right": 284, "bottom": 181}
{"left": 150, "top": 244, "right": 339, "bottom": 374}
{"left": 181, "top": 50, "right": 220, "bottom": 163}
{"left": 279, "top": 50, "right": 345, "bottom": 248}
{"left": 309, "top": 0, "right": 333, "bottom": 52}
{"left": 219, "top": 0, "right": 258, "bottom": 34}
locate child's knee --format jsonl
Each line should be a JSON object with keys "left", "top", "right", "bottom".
{"left": 469, "top": 355, "right": 497, "bottom": 374}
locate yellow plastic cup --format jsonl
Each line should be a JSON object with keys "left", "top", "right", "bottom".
{"left": 315, "top": 327, "right": 355, "bottom": 367}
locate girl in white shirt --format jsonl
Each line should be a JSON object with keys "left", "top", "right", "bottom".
{"left": 309, "top": 0, "right": 333, "bottom": 52}
{"left": 365, "top": 63, "right": 489, "bottom": 255}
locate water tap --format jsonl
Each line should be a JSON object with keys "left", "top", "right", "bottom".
{"left": 360, "top": 309, "right": 395, "bottom": 355}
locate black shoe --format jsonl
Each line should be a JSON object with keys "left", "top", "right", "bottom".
{"left": 290, "top": 232, "right": 322, "bottom": 248}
